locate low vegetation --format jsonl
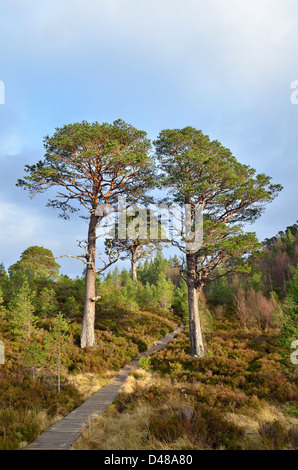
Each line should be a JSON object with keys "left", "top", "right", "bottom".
{"left": 1, "top": 222, "right": 298, "bottom": 450}
{"left": 74, "top": 324, "right": 298, "bottom": 450}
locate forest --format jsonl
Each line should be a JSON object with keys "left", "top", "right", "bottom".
{"left": 0, "top": 121, "right": 297, "bottom": 451}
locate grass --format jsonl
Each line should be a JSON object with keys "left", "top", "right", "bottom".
{"left": 74, "top": 322, "right": 298, "bottom": 451}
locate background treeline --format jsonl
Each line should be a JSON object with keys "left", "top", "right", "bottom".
{"left": 1, "top": 221, "right": 298, "bottom": 349}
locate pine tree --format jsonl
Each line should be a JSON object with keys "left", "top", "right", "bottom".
{"left": 173, "top": 281, "right": 188, "bottom": 323}
{"left": 156, "top": 272, "right": 174, "bottom": 310}
{"left": 155, "top": 126, "right": 281, "bottom": 356}
{"left": 8, "top": 280, "right": 37, "bottom": 340}
{"left": 38, "top": 287, "right": 59, "bottom": 318}
{"left": 22, "top": 340, "right": 46, "bottom": 380}
{"left": 17, "top": 120, "right": 154, "bottom": 348}
{"left": 45, "top": 313, "right": 71, "bottom": 393}
{"left": 64, "top": 296, "right": 80, "bottom": 318}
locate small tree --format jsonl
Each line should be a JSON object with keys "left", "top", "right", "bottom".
{"left": 8, "top": 280, "right": 37, "bottom": 340}
{"left": 155, "top": 272, "right": 175, "bottom": 310}
{"left": 155, "top": 127, "right": 282, "bottom": 356}
{"left": 45, "top": 313, "right": 71, "bottom": 393}
{"left": 105, "top": 209, "right": 164, "bottom": 281}
{"left": 22, "top": 340, "right": 46, "bottom": 380}
{"left": 173, "top": 280, "right": 188, "bottom": 322}
{"left": 234, "top": 287, "right": 279, "bottom": 331}
{"left": 234, "top": 287, "right": 251, "bottom": 330}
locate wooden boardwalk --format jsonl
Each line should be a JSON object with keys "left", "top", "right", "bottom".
{"left": 25, "top": 325, "right": 184, "bottom": 450}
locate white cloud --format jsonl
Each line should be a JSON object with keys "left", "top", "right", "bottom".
{"left": 0, "top": 200, "right": 87, "bottom": 273}
{"left": 0, "top": 201, "right": 58, "bottom": 250}
{"left": 2, "top": 0, "right": 297, "bottom": 102}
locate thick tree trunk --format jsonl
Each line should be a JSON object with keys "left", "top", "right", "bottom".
{"left": 131, "top": 251, "right": 137, "bottom": 282}
{"left": 186, "top": 252, "right": 205, "bottom": 357}
{"left": 81, "top": 213, "right": 98, "bottom": 348}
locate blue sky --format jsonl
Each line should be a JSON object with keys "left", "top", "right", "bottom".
{"left": 0, "top": 0, "right": 298, "bottom": 277}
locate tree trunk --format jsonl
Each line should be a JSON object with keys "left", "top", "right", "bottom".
{"left": 186, "top": 252, "right": 205, "bottom": 357}
{"left": 131, "top": 250, "right": 137, "bottom": 282}
{"left": 81, "top": 213, "right": 98, "bottom": 348}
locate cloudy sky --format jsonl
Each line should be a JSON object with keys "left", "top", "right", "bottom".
{"left": 0, "top": 0, "right": 298, "bottom": 277}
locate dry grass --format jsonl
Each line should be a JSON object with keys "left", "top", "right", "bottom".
{"left": 68, "top": 372, "right": 115, "bottom": 400}
{"left": 73, "top": 401, "right": 153, "bottom": 450}
{"left": 73, "top": 359, "right": 298, "bottom": 450}
{"left": 18, "top": 410, "right": 64, "bottom": 449}
{"left": 72, "top": 323, "right": 298, "bottom": 451}
{"left": 121, "top": 369, "right": 156, "bottom": 395}
{"left": 72, "top": 370, "right": 200, "bottom": 450}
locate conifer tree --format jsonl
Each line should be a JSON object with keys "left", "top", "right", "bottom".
{"left": 45, "top": 313, "right": 71, "bottom": 393}
{"left": 17, "top": 120, "right": 153, "bottom": 348}
{"left": 155, "top": 127, "right": 282, "bottom": 356}
{"left": 8, "top": 280, "right": 37, "bottom": 340}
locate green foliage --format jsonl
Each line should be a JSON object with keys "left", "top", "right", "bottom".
{"left": 280, "top": 264, "right": 298, "bottom": 348}
{"left": 17, "top": 120, "right": 154, "bottom": 219}
{"left": 207, "top": 275, "right": 233, "bottom": 306}
{"left": 199, "top": 299, "right": 214, "bottom": 333}
{"left": 155, "top": 272, "right": 175, "bottom": 310}
{"left": 22, "top": 340, "right": 47, "bottom": 380}
{"left": 37, "top": 287, "right": 59, "bottom": 318}
{"left": 8, "top": 280, "right": 37, "bottom": 340}
{"left": 64, "top": 296, "right": 80, "bottom": 318}
{"left": 259, "top": 222, "right": 298, "bottom": 298}
{"left": 247, "top": 271, "right": 263, "bottom": 291}
{"left": 138, "top": 355, "right": 151, "bottom": 371}
{"left": 138, "top": 254, "right": 170, "bottom": 285}
{"left": 173, "top": 281, "right": 188, "bottom": 322}
{"left": 104, "top": 211, "right": 163, "bottom": 281}
{"left": 45, "top": 313, "right": 72, "bottom": 392}
{"left": 99, "top": 258, "right": 177, "bottom": 315}
{"left": 0, "top": 263, "right": 8, "bottom": 297}
{"left": 154, "top": 126, "right": 282, "bottom": 288}
{"left": 0, "top": 287, "right": 6, "bottom": 320}
{"left": 8, "top": 246, "right": 60, "bottom": 280}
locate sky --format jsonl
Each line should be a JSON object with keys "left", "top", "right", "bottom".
{"left": 0, "top": 0, "right": 298, "bottom": 277}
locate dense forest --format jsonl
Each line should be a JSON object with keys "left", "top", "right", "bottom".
{"left": 0, "top": 220, "right": 297, "bottom": 450}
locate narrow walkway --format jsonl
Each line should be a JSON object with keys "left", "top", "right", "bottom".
{"left": 25, "top": 325, "right": 184, "bottom": 450}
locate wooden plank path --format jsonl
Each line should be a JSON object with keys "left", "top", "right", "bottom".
{"left": 25, "top": 324, "right": 184, "bottom": 450}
